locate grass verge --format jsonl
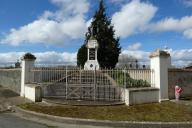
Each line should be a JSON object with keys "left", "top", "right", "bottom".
{"left": 18, "top": 101, "right": 192, "bottom": 122}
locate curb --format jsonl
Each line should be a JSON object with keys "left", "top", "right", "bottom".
{"left": 14, "top": 106, "right": 192, "bottom": 127}
{"left": 42, "top": 98, "right": 124, "bottom": 106}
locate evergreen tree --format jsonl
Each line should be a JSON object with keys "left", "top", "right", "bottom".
{"left": 77, "top": 44, "right": 87, "bottom": 67}
{"left": 77, "top": 0, "right": 121, "bottom": 68}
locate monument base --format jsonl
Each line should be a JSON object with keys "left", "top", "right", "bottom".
{"left": 84, "top": 60, "right": 99, "bottom": 70}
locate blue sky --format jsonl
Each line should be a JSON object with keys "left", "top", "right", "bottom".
{"left": 0, "top": 0, "right": 192, "bottom": 66}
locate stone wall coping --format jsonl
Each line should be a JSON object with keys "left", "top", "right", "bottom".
{"left": 168, "top": 68, "right": 192, "bottom": 72}
{"left": 121, "top": 69, "right": 151, "bottom": 71}
{"left": 25, "top": 83, "right": 41, "bottom": 88}
{"left": 149, "top": 49, "right": 170, "bottom": 58}
{"left": 127, "top": 87, "right": 159, "bottom": 92}
{"left": 0, "top": 68, "right": 21, "bottom": 71}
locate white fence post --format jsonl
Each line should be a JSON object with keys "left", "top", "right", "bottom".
{"left": 150, "top": 49, "right": 171, "bottom": 101}
{"left": 20, "top": 53, "right": 36, "bottom": 97}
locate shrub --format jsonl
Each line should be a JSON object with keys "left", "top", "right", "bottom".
{"left": 108, "top": 70, "right": 150, "bottom": 88}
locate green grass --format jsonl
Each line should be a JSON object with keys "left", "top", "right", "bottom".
{"left": 18, "top": 101, "right": 192, "bottom": 122}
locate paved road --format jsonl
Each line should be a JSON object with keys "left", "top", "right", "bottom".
{"left": 1, "top": 112, "right": 192, "bottom": 128}
{"left": 0, "top": 113, "right": 47, "bottom": 128}
{"left": 0, "top": 112, "right": 112, "bottom": 128}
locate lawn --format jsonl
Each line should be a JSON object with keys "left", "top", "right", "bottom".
{"left": 19, "top": 101, "right": 192, "bottom": 122}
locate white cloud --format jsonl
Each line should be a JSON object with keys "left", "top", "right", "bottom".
{"left": 183, "top": 29, "right": 192, "bottom": 39}
{"left": 121, "top": 46, "right": 192, "bottom": 67}
{"left": 112, "top": 0, "right": 157, "bottom": 38}
{"left": 122, "top": 43, "right": 149, "bottom": 61}
{"left": 127, "top": 42, "right": 142, "bottom": 51}
{"left": 0, "top": 51, "right": 77, "bottom": 65}
{"left": 0, "top": 52, "right": 24, "bottom": 64}
{"left": 170, "top": 49, "right": 192, "bottom": 66}
{"left": 121, "top": 50, "right": 150, "bottom": 62}
{"left": 35, "top": 51, "right": 77, "bottom": 64}
{"left": 182, "top": 0, "right": 192, "bottom": 7}
{"left": 1, "top": 0, "right": 89, "bottom": 46}
{"left": 0, "top": 48, "right": 191, "bottom": 67}
{"left": 1, "top": 0, "right": 192, "bottom": 47}
{"left": 149, "top": 16, "right": 192, "bottom": 40}
{"left": 150, "top": 16, "right": 192, "bottom": 32}
{"left": 171, "top": 49, "right": 192, "bottom": 60}
{"left": 111, "top": 0, "right": 192, "bottom": 40}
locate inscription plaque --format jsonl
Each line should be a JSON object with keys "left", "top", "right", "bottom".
{"left": 89, "top": 48, "right": 95, "bottom": 60}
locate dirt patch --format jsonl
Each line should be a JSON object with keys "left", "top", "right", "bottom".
{"left": 0, "top": 89, "right": 19, "bottom": 98}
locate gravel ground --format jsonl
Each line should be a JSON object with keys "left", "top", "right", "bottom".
{"left": 0, "top": 86, "right": 30, "bottom": 112}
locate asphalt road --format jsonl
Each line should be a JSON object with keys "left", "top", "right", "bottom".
{"left": 1, "top": 112, "right": 192, "bottom": 128}
{"left": 0, "top": 112, "right": 112, "bottom": 128}
{"left": 0, "top": 113, "right": 47, "bottom": 128}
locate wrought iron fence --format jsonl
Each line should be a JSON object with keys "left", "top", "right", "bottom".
{"left": 31, "top": 66, "right": 154, "bottom": 87}
{"left": 31, "top": 66, "right": 155, "bottom": 101}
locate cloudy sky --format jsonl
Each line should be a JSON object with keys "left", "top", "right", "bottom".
{"left": 0, "top": 0, "right": 192, "bottom": 66}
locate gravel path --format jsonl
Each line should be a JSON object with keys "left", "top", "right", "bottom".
{"left": 0, "top": 86, "right": 30, "bottom": 112}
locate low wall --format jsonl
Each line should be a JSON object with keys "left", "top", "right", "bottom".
{"left": 25, "top": 84, "right": 42, "bottom": 102}
{"left": 122, "top": 87, "right": 159, "bottom": 105}
{"left": 0, "top": 68, "right": 21, "bottom": 93}
{"left": 168, "top": 69, "right": 192, "bottom": 99}
{"left": 41, "top": 83, "right": 122, "bottom": 101}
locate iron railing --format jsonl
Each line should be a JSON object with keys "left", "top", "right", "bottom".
{"left": 30, "top": 66, "right": 155, "bottom": 101}
{"left": 31, "top": 66, "right": 155, "bottom": 88}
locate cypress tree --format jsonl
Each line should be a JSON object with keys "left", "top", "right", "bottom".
{"left": 77, "top": 0, "right": 121, "bottom": 68}
{"left": 77, "top": 44, "right": 87, "bottom": 67}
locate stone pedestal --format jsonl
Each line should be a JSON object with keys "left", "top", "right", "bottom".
{"left": 84, "top": 39, "right": 100, "bottom": 70}
{"left": 150, "top": 49, "right": 171, "bottom": 101}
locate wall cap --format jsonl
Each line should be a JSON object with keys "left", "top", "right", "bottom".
{"left": 21, "top": 53, "right": 36, "bottom": 61}
{"left": 149, "top": 49, "right": 170, "bottom": 58}
{"left": 126, "top": 87, "right": 159, "bottom": 92}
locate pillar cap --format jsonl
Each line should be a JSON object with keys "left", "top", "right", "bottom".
{"left": 149, "top": 49, "right": 170, "bottom": 58}
{"left": 21, "top": 53, "right": 36, "bottom": 61}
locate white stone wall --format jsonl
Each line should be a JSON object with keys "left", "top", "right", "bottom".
{"left": 0, "top": 69, "right": 21, "bottom": 94}
{"left": 122, "top": 87, "right": 159, "bottom": 106}
{"left": 25, "top": 84, "right": 42, "bottom": 102}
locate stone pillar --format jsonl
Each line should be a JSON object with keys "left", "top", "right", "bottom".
{"left": 150, "top": 49, "right": 171, "bottom": 101}
{"left": 20, "top": 53, "right": 36, "bottom": 97}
